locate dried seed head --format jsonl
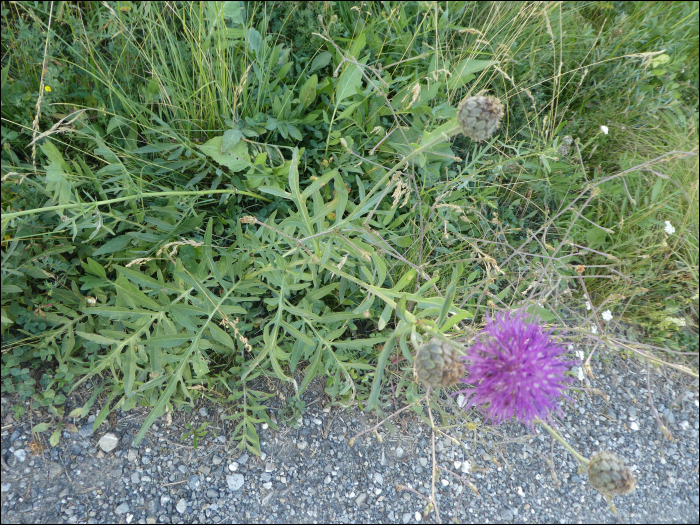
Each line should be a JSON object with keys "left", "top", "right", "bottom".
{"left": 588, "top": 451, "right": 636, "bottom": 496}
{"left": 414, "top": 338, "right": 465, "bottom": 388}
{"left": 458, "top": 96, "right": 504, "bottom": 141}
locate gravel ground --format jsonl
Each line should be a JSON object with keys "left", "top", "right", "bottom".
{"left": 1, "top": 352, "right": 698, "bottom": 524}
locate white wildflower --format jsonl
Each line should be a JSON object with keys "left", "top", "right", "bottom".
{"left": 664, "top": 221, "right": 675, "bottom": 235}
{"left": 600, "top": 125, "right": 609, "bottom": 135}
{"left": 664, "top": 316, "right": 686, "bottom": 327}
{"left": 591, "top": 325, "right": 598, "bottom": 334}
{"left": 585, "top": 300, "right": 591, "bottom": 311}
{"left": 601, "top": 310, "right": 613, "bottom": 322}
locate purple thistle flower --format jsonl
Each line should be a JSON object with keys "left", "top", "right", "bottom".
{"left": 454, "top": 310, "right": 576, "bottom": 429}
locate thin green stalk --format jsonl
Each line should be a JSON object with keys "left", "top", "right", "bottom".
{"left": 2, "top": 189, "right": 271, "bottom": 221}
{"left": 536, "top": 418, "right": 590, "bottom": 467}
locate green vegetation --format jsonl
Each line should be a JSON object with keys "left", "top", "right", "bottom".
{"left": 1, "top": 1, "right": 697, "bottom": 460}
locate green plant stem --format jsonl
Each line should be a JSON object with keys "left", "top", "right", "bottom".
{"left": 536, "top": 418, "right": 590, "bottom": 467}
{"left": 2, "top": 189, "right": 271, "bottom": 221}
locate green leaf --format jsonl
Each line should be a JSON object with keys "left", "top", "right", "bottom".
{"left": 32, "top": 422, "right": 51, "bottom": 433}
{"left": 309, "top": 51, "right": 332, "bottom": 73}
{"left": 335, "top": 59, "right": 365, "bottom": 106}
{"left": 83, "top": 257, "right": 106, "bottom": 278}
{"left": 222, "top": 128, "right": 244, "bottom": 152}
{"left": 447, "top": 59, "right": 495, "bottom": 90}
{"left": 298, "top": 75, "right": 317, "bottom": 108}
{"left": 378, "top": 303, "right": 393, "bottom": 330}
{"left": 367, "top": 333, "right": 397, "bottom": 411}
{"left": 198, "top": 136, "right": 250, "bottom": 172}
{"left": 50, "top": 427, "right": 62, "bottom": 447}
{"left": 144, "top": 334, "right": 193, "bottom": 348}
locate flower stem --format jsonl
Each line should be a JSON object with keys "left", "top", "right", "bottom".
{"left": 536, "top": 419, "right": 590, "bottom": 467}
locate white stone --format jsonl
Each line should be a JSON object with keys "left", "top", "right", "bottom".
{"left": 176, "top": 499, "right": 187, "bottom": 514}
{"left": 226, "top": 473, "right": 244, "bottom": 491}
{"left": 630, "top": 421, "right": 639, "bottom": 431}
{"left": 228, "top": 462, "right": 239, "bottom": 471}
{"left": 98, "top": 432, "right": 119, "bottom": 453}
{"left": 454, "top": 461, "right": 462, "bottom": 470}
{"left": 419, "top": 457, "right": 428, "bottom": 467}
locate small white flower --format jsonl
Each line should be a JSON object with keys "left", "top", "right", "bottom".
{"left": 664, "top": 221, "right": 675, "bottom": 235}
{"left": 585, "top": 300, "right": 591, "bottom": 311}
{"left": 591, "top": 324, "right": 598, "bottom": 334}
{"left": 578, "top": 367, "right": 585, "bottom": 382}
{"left": 601, "top": 310, "right": 613, "bottom": 322}
{"left": 600, "top": 125, "right": 609, "bottom": 135}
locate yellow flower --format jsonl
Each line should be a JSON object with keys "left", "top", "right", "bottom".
{"left": 44, "top": 86, "right": 51, "bottom": 92}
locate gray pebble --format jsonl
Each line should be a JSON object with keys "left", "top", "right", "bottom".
{"left": 176, "top": 498, "right": 187, "bottom": 514}
{"left": 13, "top": 449, "right": 26, "bottom": 462}
{"left": 115, "top": 502, "right": 129, "bottom": 515}
{"left": 226, "top": 473, "right": 244, "bottom": 491}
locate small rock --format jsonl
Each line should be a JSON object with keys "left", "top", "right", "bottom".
{"left": 115, "top": 502, "right": 129, "bottom": 515}
{"left": 48, "top": 461, "right": 63, "bottom": 480}
{"left": 265, "top": 461, "right": 275, "bottom": 472}
{"left": 226, "top": 473, "right": 244, "bottom": 491}
{"left": 297, "top": 440, "right": 308, "bottom": 450}
{"left": 261, "top": 473, "right": 272, "bottom": 482}
{"left": 98, "top": 433, "right": 119, "bottom": 453}
{"left": 1, "top": 483, "right": 12, "bottom": 493}
{"left": 396, "top": 447, "right": 404, "bottom": 459}
{"left": 199, "top": 407, "right": 208, "bottom": 417}
{"left": 313, "top": 418, "right": 322, "bottom": 425}
{"left": 403, "top": 512, "right": 413, "bottom": 524}
{"left": 373, "top": 473, "right": 383, "bottom": 485}
{"left": 419, "top": 457, "right": 428, "bottom": 467}
{"left": 13, "top": 449, "right": 26, "bottom": 462}
{"left": 630, "top": 421, "right": 639, "bottom": 431}
{"left": 228, "top": 462, "right": 239, "bottom": 472}
{"left": 212, "top": 455, "right": 223, "bottom": 465}
{"left": 263, "top": 482, "right": 272, "bottom": 489}
{"left": 176, "top": 498, "right": 187, "bottom": 514}
{"left": 262, "top": 492, "right": 274, "bottom": 506}
{"left": 380, "top": 450, "right": 387, "bottom": 467}
{"left": 127, "top": 449, "right": 139, "bottom": 462}
{"left": 238, "top": 453, "right": 249, "bottom": 465}
{"left": 415, "top": 511, "right": 422, "bottom": 521}
{"left": 188, "top": 475, "right": 200, "bottom": 490}
{"left": 78, "top": 424, "right": 94, "bottom": 438}
{"left": 355, "top": 493, "right": 367, "bottom": 506}
{"left": 131, "top": 472, "right": 140, "bottom": 484}
{"left": 500, "top": 508, "right": 514, "bottom": 521}
{"left": 454, "top": 461, "right": 462, "bottom": 470}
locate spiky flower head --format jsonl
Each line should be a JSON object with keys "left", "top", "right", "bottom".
{"left": 588, "top": 451, "right": 636, "bottom": 496}
{"left": 454, "top": 310, "right": 576, "bottom": 429}
{"left": 414, "top": 337, "right": 465, "bottom": 389}
{"left": 458, "top": 95, "right": 504, "bottom": 141}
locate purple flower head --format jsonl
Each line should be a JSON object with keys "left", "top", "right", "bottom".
{"left": 454, "top": 310, "right": 576, "bottom": 429}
